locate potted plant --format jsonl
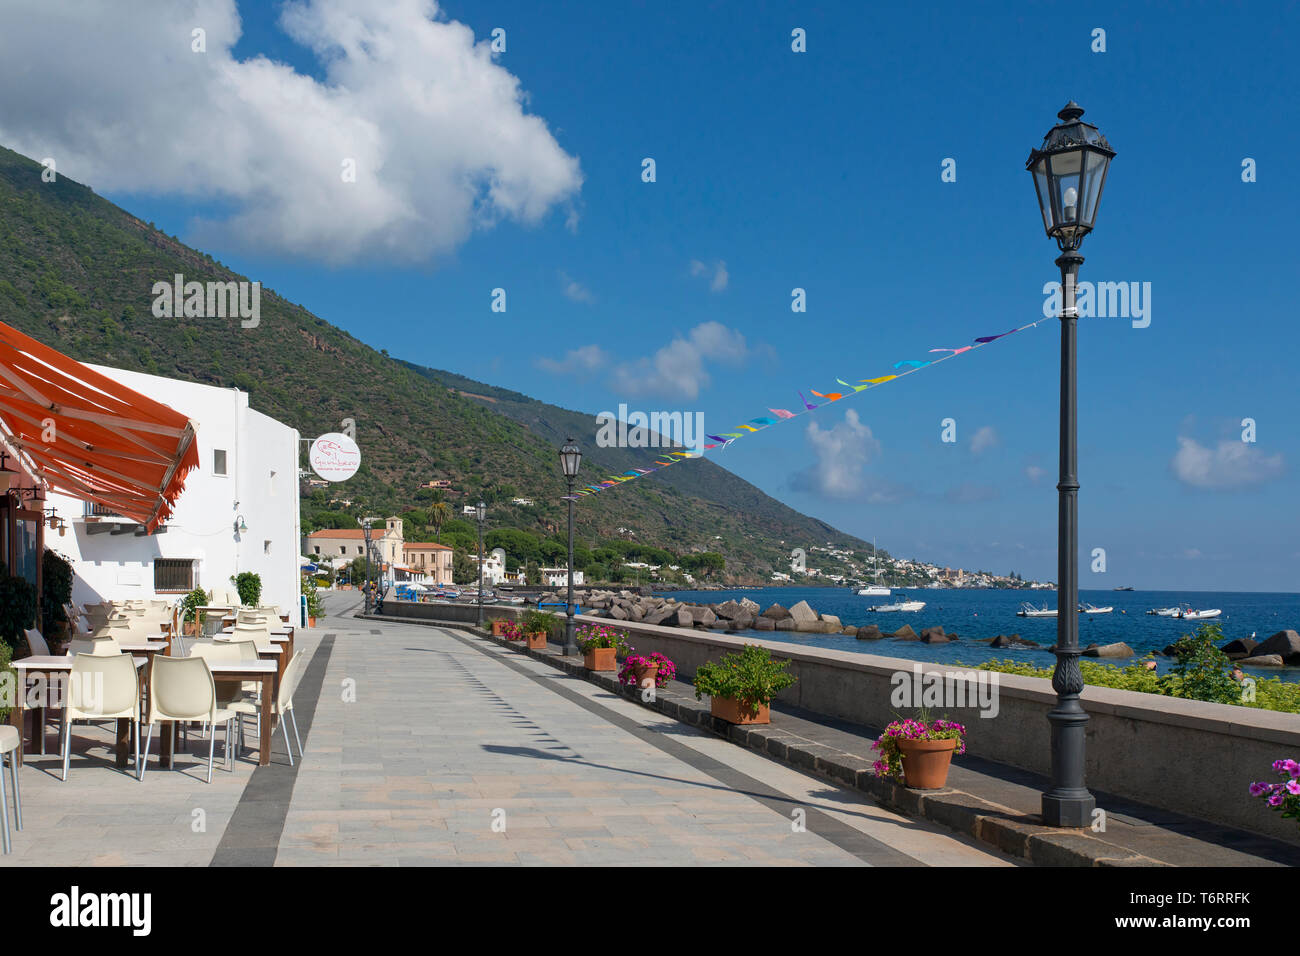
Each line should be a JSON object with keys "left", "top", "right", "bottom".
{"left": 491, "top": 617, "right": 510, "bottom": 637}
{"left": 1249, "top": 758, "right": 1300, "bottom": 832}
{"left": 871, "top": 712, "right": 967, "bottom": 790}
{"left": 302, "top": 576, "right": 324, "bottom": 627}
{"left": 575, "top": 623, "right": 629, "bottom": 671}
{"left": 232, "top": 571, "right": 263, "bottom": 607}
{"left": 521, "top": 610, "right": 555, "bottom": 650}
{"left": 618, "top": 652, "right": 676, "bottom": 689}
{"left": 693, "top": 644, "right": 796, "bottom": 725}
{"left": 180, "top": 585, "right": 208, "bottom": 636}
{"left": 499, "top": 619, "right": 525, "bottom": 641}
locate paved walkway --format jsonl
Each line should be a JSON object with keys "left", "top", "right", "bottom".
{"left": 0, "top": 592, "right": 1019, "bottom": 867}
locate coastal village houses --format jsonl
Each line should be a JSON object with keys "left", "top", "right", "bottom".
{"left": 303, "top": 516, "right": 453, "bottom": 586}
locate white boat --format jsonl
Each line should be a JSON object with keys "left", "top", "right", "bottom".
{"left": 855, "top": 540, "right": 890, "bottom": 597}
{"left": 1147, "top": 606, "right": 1181, "bottom": 617}
{"left": 1177, "top": 608, "right": 1222, "bottom": 620}
{"left": 868, "top": 593, "right": 925, "bottom": 612}
{"left": 1080, "top": 603, "right": 1113, "bottom": 615}
{"left": 1017, "top": 603, "right": 1057, "bottom": 618}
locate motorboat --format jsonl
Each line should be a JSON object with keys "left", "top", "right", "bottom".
{"left": 868, "top": 593, "right": 925, "bottom": 612}
{"left": 1017, "top": 603, "right": 1056, "bottom": 618}
{"left": 856, "top": 585, "right": 891, "bottom": 597}
{"left": 1147, "top": 606, "right": 1181, "bottom": 617}
{"left": 1177, "top": 607, "right": 1222, "bottom": 620}
{"left": 1079, "top": 603, "right": 1113, "bottom": 615}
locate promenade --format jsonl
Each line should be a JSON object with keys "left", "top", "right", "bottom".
{"left": 0, "top": 592, "right": 1017, "bottom": 867}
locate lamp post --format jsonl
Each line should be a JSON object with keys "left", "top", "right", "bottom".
{"left": 475, "top": 501, "right": 486, "bottom": 628}
{"left": 1026, "top": 101, "right": 1115, "bottom": 827}
{"left": 362, "top": 517, "right": 373, "bottom": 614}
{"left": 559, "top": 437, "right": 582, "bottom": 654}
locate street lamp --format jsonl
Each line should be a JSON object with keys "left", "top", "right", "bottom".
{"left": 475, "top": 501, "right": 486, "bottom": 628}
{"left": 362, "top": 517, "right": 373, "bottom": 614}
{"left": 559, "top": 437, "right": 582, "bottom": 654}
{"left": 1026, "top": 101, "right": 1115, "bottom": 828}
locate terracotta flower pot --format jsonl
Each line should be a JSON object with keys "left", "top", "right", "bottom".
{"left": 308, "top": 616, "right": 318, "bottom": 628}
{"left": 491, "top": 620, "right": 507, "bottom": 637}
{"left": 525, "top": 632, "right": 547, "bottom": 650}
{"left": 897, "top": 737, "right": 958, "bottom": 789}
{"left": 632, "top": 663, "right": 659, "bottom": 689}
{"left": 710, "top": 696, "right": 769, "bottom": 725}
{"left": 583, "top": 647, "right": 617, "bottom": 671}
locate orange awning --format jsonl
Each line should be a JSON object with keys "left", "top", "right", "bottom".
{"left": 0, "top": 321, "right": 199, "bottom": 532}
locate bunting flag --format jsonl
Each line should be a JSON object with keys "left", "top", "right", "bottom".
{"left": 561, "top": 318, "right": 1043, "bottom": 499}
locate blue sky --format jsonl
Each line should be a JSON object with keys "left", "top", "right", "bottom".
{"left": 8, "top": 1, "right": 1297, "bottom": 590}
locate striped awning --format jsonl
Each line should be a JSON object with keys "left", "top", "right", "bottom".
{"left": 0, "top": 321, "right": 198, "bottom": 532}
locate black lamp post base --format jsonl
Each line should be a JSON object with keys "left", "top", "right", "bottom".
{"left": 1041, "top": 790, "right": 1097, "bottom": 828}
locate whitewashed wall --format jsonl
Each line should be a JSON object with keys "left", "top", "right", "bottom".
{"left": 46, "top": 365, "right": 302, "bottom": 621}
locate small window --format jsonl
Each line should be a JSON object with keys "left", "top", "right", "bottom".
{"left": 155, "top": 558, "right": 195, "bottom": 592}
{"left": 264, "top": 540, "right": 272, "bottom": 555}
{"left": 213, "top": 449, "right": 228, "bottom": 476}
{"left": 314, "top": 546, "right": 321, "bottom": 555}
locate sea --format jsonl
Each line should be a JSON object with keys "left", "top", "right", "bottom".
{"left": 652, "top": 587, "right": 1300, "bottom": 682}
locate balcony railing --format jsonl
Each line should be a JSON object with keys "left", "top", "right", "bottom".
{"left": 83, "top": 502, "right": 125, "bottom": 518}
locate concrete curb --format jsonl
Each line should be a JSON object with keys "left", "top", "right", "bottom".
{"left": 364, "top": 612, "right": 1169, "bottom": 866}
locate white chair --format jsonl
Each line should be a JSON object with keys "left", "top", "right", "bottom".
{"left": 68, "top": 636, "right": 120, "bottom": 656}
{"left": 230, "top": 650, "right": 306, "bottom": 765}
{"left": 61, "top": 653, "right": 141, "bottom": 781}
{"left": 22, "top": 628, "right": 49, "bottom": 657}
{"left": 141, "top": 656, "right": 235, "bottom": 783}
{"left": 0, "top": 725, "right": 20, "bottom": 853}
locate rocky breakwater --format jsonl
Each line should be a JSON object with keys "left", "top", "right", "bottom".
{"left": 544, "top": 590, "right": 875, "bottom": 636}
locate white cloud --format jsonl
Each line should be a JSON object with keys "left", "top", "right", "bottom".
{"left": 789, "top": 409, "right": 882, "bottom": 499}
{"left": 970, "top": 425, "right": 999, "bottom": 456}
{"left": 559, "top": 272, "right": 594, "bottom": 304}
{"left": 535, "top": 344, "right": 609, "bottom": 374}
{"left": 0, "top": 0, "right": 582, "bottom": 264}
{"left": 1024, "top": 464, "right": 1046, "bottom": 483}
{"left": 689, "top": 259, "right": 728, "bottom": 292}
{"left": 607, "top": 322, "right": 749, "bottom": 399}
{"left": 1170, "top": 436, "right": 1284, "bottom": 490}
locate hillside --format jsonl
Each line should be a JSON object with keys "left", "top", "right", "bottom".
{"left": 0, "top": 144, "right": 873, "bottom": 581}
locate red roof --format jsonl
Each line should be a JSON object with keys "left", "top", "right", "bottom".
{"left": 306, "top": 528, "right": 366, "bottom": 539}
{"left": 404, "top": 541, "right": 452, "bottom": 551}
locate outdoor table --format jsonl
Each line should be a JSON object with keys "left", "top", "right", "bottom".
{"left": 156, "top": 659, "right": 279, "bottom": 768}
{"left": 10, "top": 655, "right": 147, "bottom": 767}
{"left": 215, "top": 636, "right": 285, "bottom": 683}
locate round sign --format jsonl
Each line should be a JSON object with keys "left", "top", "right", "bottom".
{"left": 309, "top": 433, "right": 361, "bottom": 482}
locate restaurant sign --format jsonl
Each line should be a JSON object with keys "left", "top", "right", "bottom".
{"left": 309, "top": 433, "right": 361, "bottom": 482}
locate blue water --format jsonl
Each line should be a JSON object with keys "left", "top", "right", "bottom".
{"left": 654, "top": 587, "right": 1300, "bottom": 682}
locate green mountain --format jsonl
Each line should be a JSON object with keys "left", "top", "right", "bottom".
{"left": 0, "top": 144, "right": 873, "bottom": 581}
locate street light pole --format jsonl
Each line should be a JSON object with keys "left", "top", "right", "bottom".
{"left": 559, "top": 438, "right": 582, "bottom": 655}
{"left": 476, "top": 500, "right": 485, "bottom": 629}
{"left": 1026, "top": 102, "right": 1115, "bottom": 828}
{"left": 362, "top": 517, "right": 372, "bottom": 615}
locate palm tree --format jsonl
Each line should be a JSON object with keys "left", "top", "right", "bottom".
{"left": 428, "top": 500, "right": 450, "bottom": 542}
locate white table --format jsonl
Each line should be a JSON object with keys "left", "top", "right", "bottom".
{"left": 10, "top": 656, "right": 147, "bottom": 766}
{"left": 158, "top": 660, "right": 279, "bottom": 767}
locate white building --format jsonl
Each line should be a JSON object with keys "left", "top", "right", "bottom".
{"left": 469, "top": 552, "right": 506, "bottom": 585}
{"left": 540, "top": 566, "right": 584, "bottom": 588}
{"left": 47, "top": 366, "right": 302, "bottom": 617}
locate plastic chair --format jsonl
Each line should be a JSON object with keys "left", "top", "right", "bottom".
{"left": 22, "top": 628, "right": 49, "bottom": 657}
{"left": 141, "top": 656, "right": 235, "bottom": 783}
{"left": 0, "top": 725, "right": 20, "bottom": 853}
{"left": 61, "top": 653, "right": 141, "bottom": 781}
{"left": 230, "top": 650, "right": 306, "bottom": 765}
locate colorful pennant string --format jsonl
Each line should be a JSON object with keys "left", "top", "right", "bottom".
{"left": 561, "top": 318, "right": 1042, "bottom": 499}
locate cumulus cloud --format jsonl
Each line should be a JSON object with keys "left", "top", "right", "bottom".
{"left": 606, "top": 322, "right": 750, "bottom": 400}
{"left": 1024, "top": 464, "right": 1046, "bottom": 483}
{"left": 559, "top": 272, "right": 595, "bottom": 304}
{"left": 1170, "top": 436, "right": 1284, "bottom": 490}
{"left": 535, "top": 344, "right": 609, "bottom": 374}
{"left": 0, "top": 0, "right": 582, "bottom": 264}
{"left": 970, "top": 425, "right": 999, "bottom": 456}
{"left": 789, "top": 409, "right": 882, "bottom": 499}
{"left": 689, "top": 259, "right": 729, "bottom": 292}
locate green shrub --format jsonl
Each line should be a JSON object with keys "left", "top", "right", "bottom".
{"left": 231, "top": 571, "right": 263, "bottom": 607}
{"left": 693, "top": 644, "right": 797, "bottom": 710}
{"left": 41, "top": 548, "right": 74, "bottom": 636}
{"left": 302, "top": 576, "right": 324, "bottom": 619}
{"left": 0, "top": 562, "right": 37, "bottom": 649}
{"left": 180, "top": 586, "right": 208, "bottom": 624}
{"left": 522, "top": 608, "right": 559, "bottom": 637}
